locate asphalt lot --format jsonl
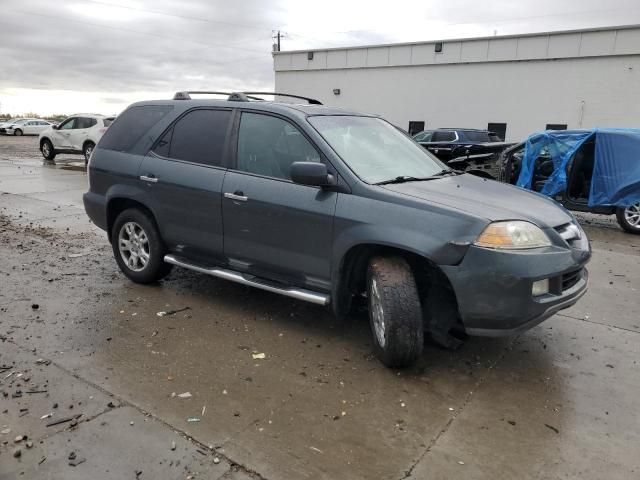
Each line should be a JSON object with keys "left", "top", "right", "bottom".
{"left": 0, "top": 135, "right": 639, "bottom": 480}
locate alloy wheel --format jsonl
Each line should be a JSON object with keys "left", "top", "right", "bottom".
{"left": 624, "top": 202, "right": 640, "bottom": 229}
{"left": 118, "top": 222, "right": 150, "bottom": 272}
{"left": 369, "top": 278, "right": 386, "bottom": 347}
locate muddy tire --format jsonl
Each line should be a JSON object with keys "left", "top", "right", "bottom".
{"left": 616, "top": 203, "right": 640, "bottom": 234}
{"left": 367, "top": 256, "right": 424, "bottom": 368}
{"left": 41, "top": 139, "right": 56, "bottom": 161}
{"left": 83, "top": 141, "right": 95, "bottom": 166}
{"left": 111, "top": 208, "right": 172, "bottom": 284}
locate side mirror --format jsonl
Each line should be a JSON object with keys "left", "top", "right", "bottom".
{"left": 290, "top": 161, "right": 335, "bottom": 187}
{"left": 52, "top": 125, "right": 59, "bottom": 130}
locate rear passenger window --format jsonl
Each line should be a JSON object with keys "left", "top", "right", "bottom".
{"left": 76, "top": 117, "right": 96, "bottom": 129}
{"left": 236, "top": 113, "right": 320, "bottom": 180}
{"left": 431, "top": 131, "right": 456, "bottom": 142}
{"left": 158, "top": 109, "right": 231, "bottom": 166}
{"left": 100, "top": 105, "right": 173, "bottom": 152}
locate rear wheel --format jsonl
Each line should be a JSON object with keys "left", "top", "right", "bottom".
{"left": 616, "top": 203, "right": 640, "bottom": 234}
{"left": 111, "top": 208, "right": 173, "bottom": 283}
{"left": 367, "top": 256, "right": 424, "bottom": 368}
{"left": 83, "top": 141, "right": 95, "bottom": 165}
{"left": 41, "top": 139, "right": 56, "bottom": 161}
{"left": 14, "top": 129, "right": 23, "bottom": 136}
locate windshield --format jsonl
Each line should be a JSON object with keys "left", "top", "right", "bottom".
{"left": 309, "top": 116, "right": 447, "bottom": 184}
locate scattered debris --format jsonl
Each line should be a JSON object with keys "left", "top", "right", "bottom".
{"left": 26, "top": 441, "right": 33, "bottom": 449}
{"left": 68, "top": 252, "right": 90, "bottom": 258}
{"left": 14, "top": 435, "right": 25, "bottom": 443}
{"left": 201, "top": 406, "right": 206, "bottom": 416}
{"left": 544, "top": 423, "right": 560, "bottom": 434}
{"left": 177, "top": 392, "right": 192, "bottom": 399}
{"left": 170, "top": 441, "right": 176, "bottom": 451}
{"left": 38, "top": 456, "right": 46, "bottom": 465}
{"left": 35, "top": 358, "right": 51, "bottom": 366}
{"left": 40, "top": 413, "right": 53, "bottom": 420}
{"left": 107, "top": 401, "right": 116, "bottom": 408}
{"left": 508, "top": 420, "right": 516, "bottom": 426}
{"left": 187, "top": 417, "right": 201, "bottom": 423}
{"left": 252, "top": 352, "right": 266, "bottom": 360}
{"left": 13, "top": 448, "right": 21, "bottom": 458}
{"left": 309, "top": 446, "right": 323, "bottom": 454}
{"left": 46, "top": 414, "right": 81, "bottom": 427}
{"left": 157, "top": 307, "right": 190, "bottom": 317}
{"left": 31, "top": 304, "right": 39, "bottom": 310}
{"left": 213, "top": 457, "right": 220, "bottom": 464}
{"left": 2, "top": 428, "right": 11, "bottom": 434}
{"left": 458, "top": 461, "right": 465, "bottom": 465}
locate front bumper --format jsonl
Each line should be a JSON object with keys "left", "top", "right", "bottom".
{"left": 441, "top": 243, "right": 590, "bottom": 336}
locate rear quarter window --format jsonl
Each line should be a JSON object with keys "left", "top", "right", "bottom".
{"left": 99, "top": 105, "right": 173, "bottom": 152}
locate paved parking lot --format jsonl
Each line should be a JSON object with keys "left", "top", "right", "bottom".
{"left": 1, "top": 136, "right": 639, "bottom": 479}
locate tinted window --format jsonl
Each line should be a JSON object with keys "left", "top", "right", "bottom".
{"left": 100, "top": 105, "right": 173, "bottom": 152}
{"left": 408, "top": 121, "right": 425, "bottom": 136}
{"left": 162, "top": 109, "right": 231, "bottom": 166}
{"left": 59, "top": 118, "right": 77, "bottom": 130}
{"left": 103, "top": 117, "right": 115, "bottom": 127}
{"left": 546, "top": 123, "right": 567, "bottom": 131}
{"left": 236, "top": 113, "right": 320, "bottom": 180}
{"left": 431, "top": 131, "right": 456, "bottom": 142}
{"left": 76, "top": 117, "right": 97, "bottom": 129}
{"left": 462, "top": 131, "right": 491, "bottom": 142}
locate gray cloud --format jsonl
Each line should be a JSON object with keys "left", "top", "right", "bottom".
{"left": 1, "top": 0, "right": 640, "bottom": 105}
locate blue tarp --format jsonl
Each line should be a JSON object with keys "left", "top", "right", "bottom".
{"left": 517, "top": 128, "right": 640, "bottom": 207}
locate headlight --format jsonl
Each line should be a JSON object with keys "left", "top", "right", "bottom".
{"left": 474, "top": 221, "right": 551, "bottom": 249}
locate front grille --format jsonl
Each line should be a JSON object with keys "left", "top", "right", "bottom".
{"left": 562, "top": 269, "right": 582, "bottom": 291}
{"left": 555, "top": 222, "right": 583, "bottom": 248}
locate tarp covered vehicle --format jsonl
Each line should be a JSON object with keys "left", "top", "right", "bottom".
{"left": 500, "top": 129, "right": 640, "bottom": 233}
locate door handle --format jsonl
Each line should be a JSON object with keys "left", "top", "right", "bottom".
{"left": 224, "top": 192, "right": 248, "bottom": 202}
{"left": 140, "top": 175, "right": 158, "bottom": 183}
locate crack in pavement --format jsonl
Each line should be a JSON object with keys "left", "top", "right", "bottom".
{"left": 557, "top": 312, "right": 640, "bottom": 334}
{"left": 399, "top": 336, "right": 519, "bottom": 479}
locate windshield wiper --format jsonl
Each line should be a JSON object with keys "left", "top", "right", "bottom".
{"left": 375, "top": 170, "right": 461, "bottom": 185}
{"left": 374, "top": 176, "right": 429, "bottom": 185}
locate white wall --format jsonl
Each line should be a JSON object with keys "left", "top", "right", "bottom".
{"left": 275, "top": 55, "right": 640, "bottom": 141}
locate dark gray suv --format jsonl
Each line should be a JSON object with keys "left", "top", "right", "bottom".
{"left": 83, "top": 91, "right": 591, "bottom": 367}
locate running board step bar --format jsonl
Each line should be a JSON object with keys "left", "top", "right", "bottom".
{"left": 164, "top": 254, "right": 330, "bottom": 306}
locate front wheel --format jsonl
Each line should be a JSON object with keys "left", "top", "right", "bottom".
{"left": 111, "top": 208, "right": 173, "bottom": 283}
{"left": 367, "top": 256, "right": 424, "bottom": 368}
{"left": 14, "top": 129, "right": 23, "bottom": 136}
{"left": 83, "top": 142, "right": 95, "bottom": 165}
{"left": 616, "top": 203, "right": 640, "bottom": 234}
{"left": 41, "top": 139, "right": 56, "bottom": 161}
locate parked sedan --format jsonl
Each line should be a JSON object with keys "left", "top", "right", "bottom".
{"left": 39, "top": 114, "right": 115, "bottom": 165}
{"left": 3, "top": 119, "right": 53, "bottom": 136}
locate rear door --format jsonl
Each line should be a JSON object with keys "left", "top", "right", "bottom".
{"left": 138, "top": 108, "right": 232, "bottom": 261}
{"left": 69, "top": 117, "right": 96, "bottom": 150}
{"left": 221, "top": 111, "right": 337, "bottom": 290}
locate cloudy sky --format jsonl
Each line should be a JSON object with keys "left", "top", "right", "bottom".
{"left": 1, "top": 0, "right": 640, "bottom": 115}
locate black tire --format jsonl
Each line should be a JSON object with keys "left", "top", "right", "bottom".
{"left": 41, "top": 139, "right": 56, "bottom": 161}
{"left": 14, "top": 129, "right": 23, "bottom": 136}
{"left": 111, "top": 208, "right": 172, "bottom": 284}
{"left": 367, "top": 256, "right": 424, "bottom": 368}
{"left": 83, "top": 141, "right": 95, "bottom": 165}
{"left": 616, "top": 204, "right": 640, "bottom": 234}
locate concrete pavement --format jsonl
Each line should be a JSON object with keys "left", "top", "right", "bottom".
{"left": 0, "top": 136, "right": 638, "bottom": 479}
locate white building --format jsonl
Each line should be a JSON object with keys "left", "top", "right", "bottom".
{"left": 274, "top": 25, "right": 640, "bottom": 141}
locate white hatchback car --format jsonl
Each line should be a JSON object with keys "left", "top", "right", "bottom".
{"left": 1, "top": 118, "right": 52, "bottom": 135}
{"left": 39, "top": 114, "right": 115, "bottom": 164}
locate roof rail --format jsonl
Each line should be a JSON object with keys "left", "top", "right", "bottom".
{"left": 173, "top": 91, "right": 322, "bottom": 105}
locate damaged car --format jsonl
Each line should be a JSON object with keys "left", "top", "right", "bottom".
{"left": 501, "top": 129, "right": 640, "bottom": 234}
{"left": 84, "top": 91, "right": 591, "bottom": 368}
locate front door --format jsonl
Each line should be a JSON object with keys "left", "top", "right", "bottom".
{"left": 68, "top": 117, "right": 95, "bottom": 150}
{"left": 222, "top": 111, "right": 337, "bottom": 291}
{"left": 51, "top": 117, "right": 76, "bottom": 148}
{"left": 138, "top": 108, "right": 233, "bottom": 261}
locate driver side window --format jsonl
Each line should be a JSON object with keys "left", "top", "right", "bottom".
{"left": 59, "top": 118, "right": 77, "bottom": 130}
{"left": 236, "top": 113, "right": 320, "bottom": 180}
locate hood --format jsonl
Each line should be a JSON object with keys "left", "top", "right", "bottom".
{"left": 382, "top": 174, "right": 572, "bottom": 228}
